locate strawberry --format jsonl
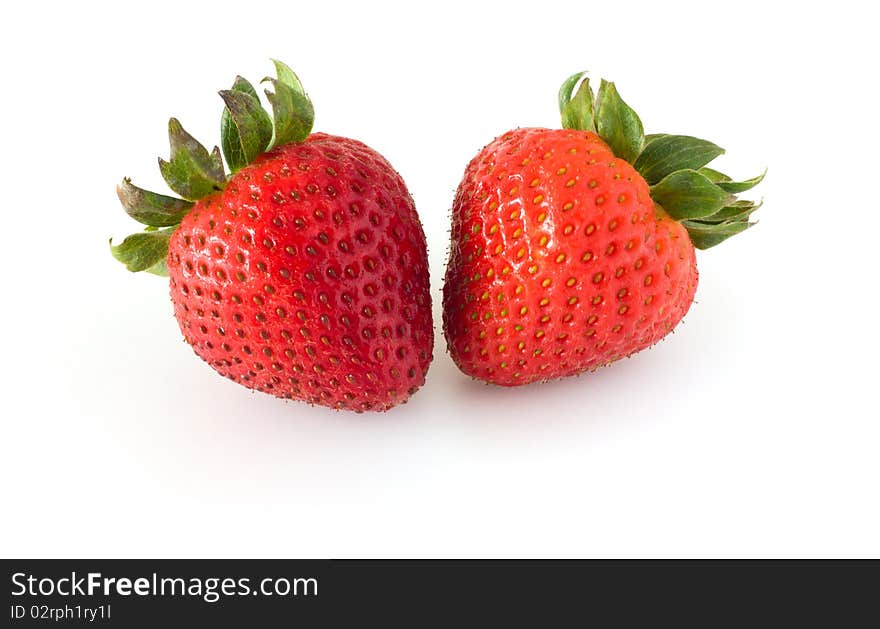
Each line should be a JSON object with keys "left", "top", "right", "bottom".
{"left": 112, "top": 61, "right": 432, "bottom": 411}
{"left": 443, "top": 73, "right": 764, "bottom": 385}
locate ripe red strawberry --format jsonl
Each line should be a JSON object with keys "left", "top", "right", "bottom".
{"left": 112, "top": 61, "right": 432, "bottom": 411}
{"left": 443, "top": 73, "right": 764, "bottom": 385}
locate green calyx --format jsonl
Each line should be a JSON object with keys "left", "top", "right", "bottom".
{"left": 558, "top": 71, "right": 765, "bottom": 249}
{"left": 111, "top": 60, "right": 314, "bottom": 275}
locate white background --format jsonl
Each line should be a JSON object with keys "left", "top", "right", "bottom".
{"left": 1, "top": 0, "right": 878, "bottom": 558}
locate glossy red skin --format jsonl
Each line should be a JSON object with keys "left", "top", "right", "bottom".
{"left": 167, "top": 134, "right": 433, "bottom": 411}
{"left": 443, "top": 128, "right": 698, "bottom": 386}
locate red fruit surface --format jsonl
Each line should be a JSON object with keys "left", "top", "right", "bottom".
{"left": 167, "top": 134, "right": 433, "bottom": 411}
{"left": 443, "top": 128, "right": 698, "bottom": 386}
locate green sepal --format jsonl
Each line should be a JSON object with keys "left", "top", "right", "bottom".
{"left": 558, "top": 72, "right": 596, "bottom": 133}
{"left": 633, "top": 135, "right": 725, "bottom": 185}
{"left": 644, "top": 133, "right": 667, "bottom": 145}
{"left": 263, "top": 77, "right": 314, "bottom": 147}
{"left": 116, "top": 177, "right": 193, "bottom": 227}
{"left": 218, "top": 89, "right": 273, "bottom": 167}
{"left": 158, "top": 118, "right": 226, "bottom": 200}
{"left": 110, "top": 228, "right": 174, "bottom": 273}
{"left": 681, "top": 220, "right": 752, "bottom": 250}
{"left": 261, "top": 60, "right": 314, "bottom": 147}
{"left": 716, "top": 169, "right": 766, "bottom": 194}
{"left": 698, "top": 199, "right": 762, "bottom": 224}
{"left": 679, "top": 199, "right": 760, "bottom": 249}
{"left": 269, "top": 59, "right": 307, "bottom": 96}
{"left": 558, "top": 73, "right": 583, "bottom": 117}
{"left": 595, "top": 79, "right": 644, "bottom": 163}
{"left": 221, "top": 76, "right": 260, "bottom": 172}
{"left": 698, "top": 167, "right": 766, "bottom": 193}
{"left": 697, "top": 166, "right": 728, "bottom": 183}
{"left": 650, "top": 169, "right": 734, "bottom": 220}
{"left": 145, "top": 258, "right": 169, "bottom": 277}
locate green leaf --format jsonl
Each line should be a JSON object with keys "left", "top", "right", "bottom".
{"left": 145, "top": 258, "right": 169, "bottom": 277}
{"left": 110, "top": 229, "right": 174, "bottom": 273}
{"left": 715, "top": 169, "right": 766, "bottom": 193}
{"left": 644, "top": 133, "right": 668, "bottom": 145}
{"left": 697, "top": 166, "right": 731, "bottom": 183}
{"left": 698, "top": 200, "right": 762, "bottom": 224}
{"left": 218, "top": 89, "right": 273, "bottom": 166}
{"left": 594, "top": 80, "right": 644, "bottom": 163}
{"left": 167, "top": 118, "right": 225, "bottom": 181}
{"left": 650, "top": 169, "right": 734, "bottom": 220}
{"left": 558, "top": 72, "right": 583, "bottom": 113}
{"left": 264, "top": 77, "right": 314, "bottom": 147}
{"left": 159, "top": 151, "right": 224, "bottom": 200}
{"left": 159, "top": 118, "right": 226, "bottom": 200}
{"left": 558, "top": 72, "right": 595, "bottom": 132}
{"left": 228, "top": 75, "right": 259, "bottom": 100}
{"left": 633, "top": 135, "right": 725, "bottom": 185}
{"left": 269, "top": 59, "right": 307, "bottom": 97}
{"left": 221, "top": 76, "right": 260, "bottom": 172}
{"left": 116, "top": 177, "right": 193, "bottom": 227}
{"left": 682, "top": 220, "right": 752, "bottom": 250}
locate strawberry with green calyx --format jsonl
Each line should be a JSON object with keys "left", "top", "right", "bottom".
{"left": 443, "top": 71, "right": 764, "bottom": 386}
{"left": 112, "top": 61, "right": 433, "bottom": 412}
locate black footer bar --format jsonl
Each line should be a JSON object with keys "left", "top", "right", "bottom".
{"left": 3, "top": 559, "right": 878, "bottom": 626}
